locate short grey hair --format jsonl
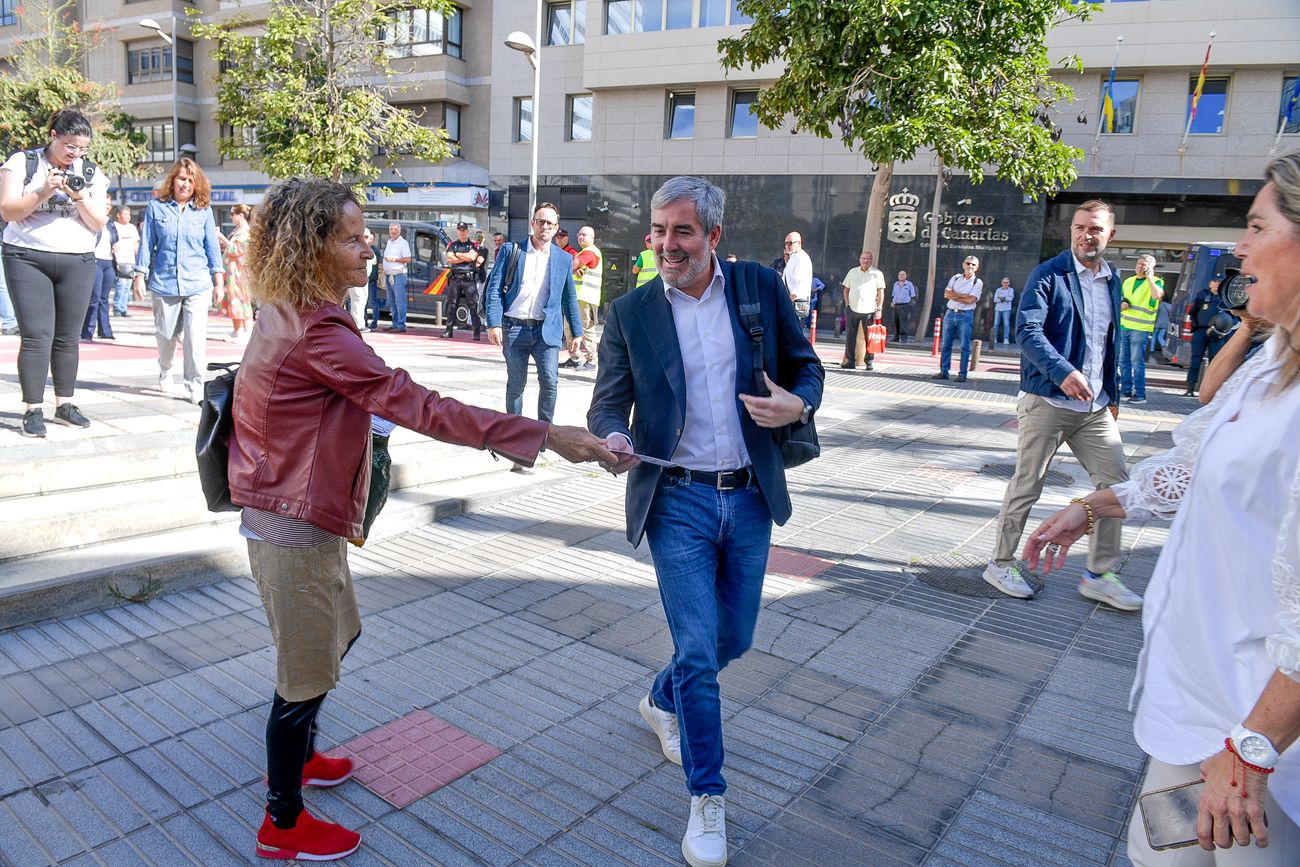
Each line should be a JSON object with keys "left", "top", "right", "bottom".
{"left": 650, "top": 176, "right": 725, "bottom": 236}
{"left": 1138, "top": 253, "right": 1157, "bottom": 268}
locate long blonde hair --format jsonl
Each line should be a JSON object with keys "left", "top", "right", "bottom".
{"left": 247, "top": 178, "right": 357, "bottom": 310}
{"left": 1265, "top": 152, "right": 1300, "bottom": 389}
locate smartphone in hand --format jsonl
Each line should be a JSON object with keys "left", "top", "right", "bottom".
{"left": 1139, "top": 780, "right": 1204, "bottom": 850}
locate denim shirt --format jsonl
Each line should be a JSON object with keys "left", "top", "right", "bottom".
{"left": 134, "top": 198, "right": 224, "bottom": 297}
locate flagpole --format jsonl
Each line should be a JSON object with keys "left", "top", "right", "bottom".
{"left": 1178, "top": 31, "right": 1216, "bottom": 174}
{"left": 1092, "top": 35, "right": 1124, "bottom": 168}
{"left": 1273, "top": 76, "right": 1300, "bottom": 154}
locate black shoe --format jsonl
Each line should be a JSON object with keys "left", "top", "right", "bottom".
{"left": 955, "top": 374, "right": 968, "bottom": 383}
{"left": 865, "top": 363, "right": 874, "bottom": 371}
{"left": 839, "top": 362, "right": 856, "bottom": 370}
{"left": 53, "top": 403, "right": 91, "bottom": 428}
{"left": 510, "top": 463, "right": 535, "bottom": 475}
{"left": 932, "top": 372, "right": 949, "bottom": 380}
{"left": 474, "top": 332, "right": 481, "bottom": 341}
{"left": 443, "top": 327, "right": 454, "bottom": 338}
{"left": 21, "top": 408, "right": 46, "bottom": 437}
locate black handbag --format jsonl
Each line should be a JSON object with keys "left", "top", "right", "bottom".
{"left": 196, "top": 362, "right": 241, "bottom": 512}
{"left": 733, "top": 261, "right": 821, "bottom": 468}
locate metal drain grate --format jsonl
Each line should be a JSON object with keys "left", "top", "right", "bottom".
{"left": 980, "top": 463, "right": 1073, "bottom": 487}
{"left": 905, "top": 553, "right": 1046, "bottom": 598}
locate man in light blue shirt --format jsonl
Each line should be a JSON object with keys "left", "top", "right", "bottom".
{"left": 890, "top": 270, "right": 916, "bottom": 342}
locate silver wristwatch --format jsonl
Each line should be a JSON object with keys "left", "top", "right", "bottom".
{"left": 1229, "top": 724, "right": 1280, "bottom": 769}
{"left": 798, "top": 400, "right": 813, "bottom": 426}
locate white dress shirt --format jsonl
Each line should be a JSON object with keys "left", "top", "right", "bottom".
{"left": 1115, "top": 335, "right": 1300, "bottom": 821}
{"left": 663, "top": 257, "right": 750, "bottom": 472}
{"left": 505, "top": 238, "right": 552, "bottom": 321}
{"left": 783, "top": 249, "right": 812, "bottom": 302}
{"left": 382, "top": 236, "right": 411, "bottom": 276}
{"left": 1040, "top": 256, "right": 1112, "bottom": 412}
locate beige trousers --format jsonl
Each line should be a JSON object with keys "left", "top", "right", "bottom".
{"left": 992, "top": 393, "right": 1127, "bottom": 574}
{"left": 1128, "top": 757, "right": 1300, "bottom": 866}
{"left": 578, "top": 301, "right": 598, "bottom": 362}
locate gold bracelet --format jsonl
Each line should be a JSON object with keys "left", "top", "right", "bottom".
{"left": 1070, "top": 497, "right": 1096, "bottom": 536}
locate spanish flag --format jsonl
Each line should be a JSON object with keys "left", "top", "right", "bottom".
{"left": 423, "top": 268, "right": 450, "bottom": 296}
{"left": 1189, "top": 39, "right": 1214, "bottom": 124}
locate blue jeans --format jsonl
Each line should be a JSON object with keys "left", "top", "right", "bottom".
{"left": 113, "top": 275, "right": 132, "bottom": 315}
{"left": 387, "top": 274, "right": 408, "bottom": 329}
{"left": 645, "top": 474, "right": 772, "bottom": 795}
{"left": 81, "top": 259, "right": 115, "bottom": 339}
{"left": 0, "top": 262, "right": 15, "bottom": 329}
{"left": 1117, "top": 327, "right": 1149, "bottom": 399}
{"left": 994, "top": 309, "right": 1012, "bottom": 344}
{"left": 939, "top": 309, "right": 974, "bottom": 376}
{"left": 367, "top": 279, "right": 385, "bottom": 328}
{"left": 503, "top": 319, "right": 559, "bottom": 422}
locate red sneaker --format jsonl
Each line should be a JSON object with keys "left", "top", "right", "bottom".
{"left": 256, "top": 809, "right": 360, "bottom": 861}
{"left": 302, "top": 751, "right": 354, "bottom": 787}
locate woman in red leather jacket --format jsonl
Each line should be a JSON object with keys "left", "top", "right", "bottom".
{"left": 229, "top": 178, "right": 615, "bottom": 861}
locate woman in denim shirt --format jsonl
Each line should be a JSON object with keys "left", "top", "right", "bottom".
{"left": 132, "top": 158, "right": 224, "bottom": 403}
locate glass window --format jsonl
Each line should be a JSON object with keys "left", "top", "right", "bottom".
{"left": 384, "top": 7, "right": 463, "bottom": 59}
{"left": 134, "top": 121, "right": 196, "bottom": 163}
{"left": 444, "top": 104, "right": 461, "bottom": 143}
{"left": 667, "top": 92, "right": 695, "bottom": 139}
{"left": 606, "top": 0, "right": 631, "bottom": 34}
{"left": 516, "top": 97, "right": 533, "bottom": 143}
{"left": 729, "top": 0, "right": 753, "bottom": 26}
{"left": 1187, "top": 75, "right": 1229, "bottom": 135}
{"left": 730, "top": 90, "right": 758, "bottom": 138}
{"left": 0, "top": 0, "right": 16, "bottom": 27}
{"left": 665, "top": 0, "right": 692, "bottom": 29}
{"left": 1279, "top": 76, "right": 1300, "bottom": 136}
{"left": 547, "top": 2, "right": 572, "bottom": 46}
{"left": 699, "top": 0, "right": 727, "bottom": 27}
{"left": 574, "top": 0, "right": 586, "bottom": 42}
{"left": 569, "top": 94, "right": 593, "bottom": 141}
{"left": 127, "top": 40, "right": 194, "bottom": 85}
{"left": 1100, "top": 78, "right": 1139, "bottom": 135}
{"left": 638, "top": 0, "right": 662, "bottom": 32}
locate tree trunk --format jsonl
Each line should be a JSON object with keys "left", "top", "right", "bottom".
{"left": 914, "top": 159, "right": 946, "bottom": 343}
{"left": 852, "top": 161, "right": 893, "bottom": 362}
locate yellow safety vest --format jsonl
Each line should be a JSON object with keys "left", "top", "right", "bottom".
{"left": 575, "top": 244, "right": 602, "bottom": 305}
{"left": 1120, "top": 274, "right": 1163, "bottom": 332}
{"left": 634, "top": 249, "right": 658, "bottom": 287}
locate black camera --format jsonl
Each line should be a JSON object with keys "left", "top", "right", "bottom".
{"left": 1219, "top": 268, "right": 1254, "bottom": 311}
{"left": 64, "top": 173, "right": 86, "bottom": 193}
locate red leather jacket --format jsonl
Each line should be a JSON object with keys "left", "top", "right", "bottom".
{"left": 229, "top": 302, "right": 547, "bottom": 539}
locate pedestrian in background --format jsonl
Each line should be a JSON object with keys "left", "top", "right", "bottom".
{"left": 840, "top": 250, "right": 885, "bottom": 370}
{"left": 81, "top": 197, "right": 116, "bottom": 342}
{"left": 782, "top": 231, "right": 813, "bottom": 322}
{"left": 219, "top": 203, "right": 254, "bottom": 343}
{"left": 380, "top": 222, "right": 410, "bottom": 332}
{"left": 933, "top": 255, "right": 983, "bottom": 382}
{"left": 1117, "top": 254, "right": 1163, "bottom": 404}
{"left": 993, "top": 277, "right": 1016, "bottom": 346}
{"left": 0, "top": 109, "right": 110, "bottom": 437}
{"left": 632, "top": 233, "right": 658, "bottom": 288}
{"left": 572, "top": 225, "right": 602, "bottom": 369}
{"left": 230, "top": 177, "right": 614, "bottom": 862}
{"left": 133, "top": 157, "right": 224, "bottom": 404}
{"left": 1182, "top": 276, "right": 1234, "bottom": 397}
{"left": 982, "top": 200, "right": 1141, "bottom": 611}
{"left": 890, "top": 270, "right": 916, "bottom": 342}
{"left": 110, "top": 205, "right": 138, "bottom": 317}
{"left": 363, "top": 228, "right": 383, "bottom": 330}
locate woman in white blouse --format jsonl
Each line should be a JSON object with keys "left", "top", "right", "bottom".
{"left": 1027, "top": 151, "right": 1300, "bottom": 864}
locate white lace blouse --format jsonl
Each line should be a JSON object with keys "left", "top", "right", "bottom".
{"left": 1119, "top": 333, "right": 1300, "bottom": 819}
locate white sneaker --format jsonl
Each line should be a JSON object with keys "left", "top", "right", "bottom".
{"left": 682, "top": 795, "right": 727, "bottom": 867}
{"left": 1079, "top": 572, "right": 1143, "bottom": 611}
{"left": 982, "top": 561, "right": 1034, "bottom": 599}
{"left": 639, "top": 694, "right": 682, "bottom": 766}
{"left": 158, "top": 372, "right": 176, "bottom": 395}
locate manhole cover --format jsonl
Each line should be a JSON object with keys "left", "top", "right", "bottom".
{"left": 980, "top": 463, "right": 1073, "bottom": 487}
{"left": 905, "top": 553, "right": 1046, "bottom": 598}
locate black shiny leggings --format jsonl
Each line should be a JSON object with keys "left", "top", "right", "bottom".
{"left": 265, "top": 691, "right": 325, "bottom": 828}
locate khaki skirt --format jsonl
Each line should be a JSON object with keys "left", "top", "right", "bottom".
{"left": 247, "top": 537, "right": 362, "bottom": 702}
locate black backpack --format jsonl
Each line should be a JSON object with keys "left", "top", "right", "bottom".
{"left": 24, "top": 148, "right": 97, "bottom": 188}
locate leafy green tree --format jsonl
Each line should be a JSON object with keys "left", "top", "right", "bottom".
{"left": 0, "top": 0, "right": 145, "bottom": 178}
{"left": 720, "top": 0, "right": 1096, "bottom": 337}
{"left": 192, "top": 0, "right": 456, "bottom": 185}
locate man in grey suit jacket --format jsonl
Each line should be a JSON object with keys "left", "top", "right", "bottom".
{"left": 588, "top": 177, "right": 824, "bottom": 867}
{"left": 485, "top": 202, "right": 582, "bottom": 426}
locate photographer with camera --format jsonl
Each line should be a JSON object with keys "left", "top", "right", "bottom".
{"left": 0, "top": 110, "right": 109, "bottom": 437}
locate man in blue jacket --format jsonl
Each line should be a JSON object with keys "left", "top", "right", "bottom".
{"left": 983, "top": 200, "right": 1142, "bottom": 612}
{"left": 589, "top": 177, "right": 823, "bottom": 867}
{"left": 484, "top": 202, "right": 582, "bottom": 433}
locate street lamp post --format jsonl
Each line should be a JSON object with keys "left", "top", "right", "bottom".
{"left": 139, "top": 17, "right": 178, "bottom": 163}
{"left": 505, "top": 4, "right": 542, "bottom": 218}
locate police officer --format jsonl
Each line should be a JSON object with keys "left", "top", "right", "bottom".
{"left": 1183, "top": 276, "right": 1235, "bottom": 397}
{"left": 444, "top": 221, "right": 484, "bottom": 340}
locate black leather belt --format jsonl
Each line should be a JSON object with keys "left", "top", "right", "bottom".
{"left": 505, "top": 316, "right": 543, "bottom": 325}
{"left": 663, "top": 465, "right": 754, "bottom": 490}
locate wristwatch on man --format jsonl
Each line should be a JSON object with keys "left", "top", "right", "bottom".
{"left": 1229, "top": 724, "right": 1280, "bottom": 770}
{"left": 798, "top": 400, "right": 813, "bottom": 426}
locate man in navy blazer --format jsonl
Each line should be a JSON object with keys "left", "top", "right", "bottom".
{"left": 983, "top": 200, "right": 1142, "bottom": 612}
{"left": 484, "top": 202, "right": 582, "bottom": 428}
{"left": 588, "top": 177, "right": 823, "bottom": 867}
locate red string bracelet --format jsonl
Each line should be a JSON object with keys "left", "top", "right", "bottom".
{"left": 1225, "top": 737, "right": 1275, "bottom": 797}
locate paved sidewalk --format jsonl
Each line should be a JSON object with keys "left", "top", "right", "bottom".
{"left": 0, "top": 358, "right": 1190, "bottom": 866}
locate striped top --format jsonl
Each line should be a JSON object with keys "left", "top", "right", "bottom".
{"left": 240, "top": 508, "right": 338, "bottom": 548}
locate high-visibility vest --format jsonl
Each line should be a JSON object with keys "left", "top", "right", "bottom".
{"left": 575, "top": 244, "right": 602, "bottom": 305}
{"left": 1120, "top": 274, "right": 1163, "bottom": 332}
{"left": 634, "top": 248, "right": 658, "bottom": 287}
